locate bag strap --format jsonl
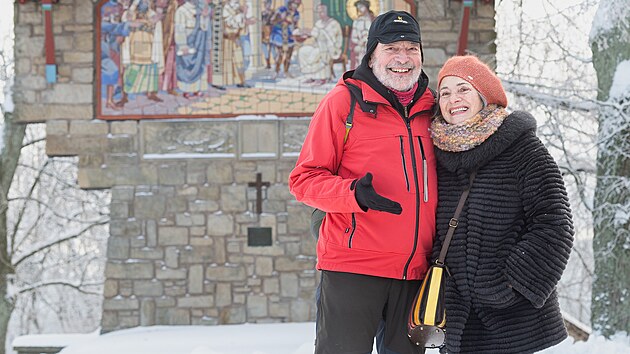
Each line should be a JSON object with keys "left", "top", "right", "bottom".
{"left": 343, "top": 85, "right": 358, "bottom": 143}
{"left": 436, "top": 171, "right": 477, "bottom": 265}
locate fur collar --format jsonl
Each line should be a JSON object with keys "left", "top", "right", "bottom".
{"left": 434, "top": 111, "right": 537, "bottom": 172}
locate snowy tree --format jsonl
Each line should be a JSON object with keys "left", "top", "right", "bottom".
{"left": 1, "top": 26, "right": 110, "bottom": 354}
{"left": 496, "top": 0, "right": 600, "bottom": 326}
{"left": 0, "top": 45, "right": 26, "bottom": 354}
{"left": 589, "top": 0, "right": 630, "bottom": 337}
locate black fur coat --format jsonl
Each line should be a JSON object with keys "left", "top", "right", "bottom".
{"left": 432, "top": 111, "right": 574, "bottom": 353}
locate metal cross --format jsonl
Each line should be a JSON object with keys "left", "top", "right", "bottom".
{"left": 248, "top": 173, "right": 270, "bottom": 214}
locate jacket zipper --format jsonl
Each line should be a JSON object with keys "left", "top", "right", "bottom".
{"left": 416, "top": 137, "right": 429, "bottom": 203}
{"left": 347, "top": 213, "right": 357, "bottom": 247}
{"left": 401, "top": 108, "right": 421, "bottom": 280}
{"left": 399, "top": 137, "right": 410, "bottom": 191}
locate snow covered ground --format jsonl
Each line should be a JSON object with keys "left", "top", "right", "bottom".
{"left": 12, "top": 322, "right": 630, "bottom": 354}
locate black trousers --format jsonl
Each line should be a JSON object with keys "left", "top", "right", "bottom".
{"left": 315, "top": 270, "right": 426, "bottom": 354}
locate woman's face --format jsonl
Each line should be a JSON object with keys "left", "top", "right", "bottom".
{"left": 438, "top": 76, "right": 484, "bottom": 125}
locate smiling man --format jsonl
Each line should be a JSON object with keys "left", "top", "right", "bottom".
{"left": 289, "top": 10, "right": 436, "bottom": 354}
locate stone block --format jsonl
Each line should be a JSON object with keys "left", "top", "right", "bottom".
{"left": 247, "top": 294, "right": 268, "bottom": 317}
{"left": 180, "top": 246, "right": 214, "bottom": 264}
{"left": 178, "top": 295, "right": 213, "bottom": 308}
{"left": 107, "top": 236, "right": 130, "bottom": 260}
{"left": 164, "top": 246, "right": 179, "bottom": 268}
{"left": 70, "top": 120, "right": 109, "bottom": 135}
{"left": 156, "top": 308, "right": 190, "bottom": 325}
{"left": 280, "top": 273, "right": 299, "bottom": 298}
{"left": 134, "top": 280, "right": 164, "bottom": 296}
{"left": 269, "top": 301, "right": 290, "bottom": 318}
{"left": 176, "top": 213, "right": 205, "bottom": 226}
{"left": 42, "top": 83, "right": 92, "bottom": 104}
{"left": 130, "top": 247, "right": 164, "bottom": 260}
{"left": 263, "top": 278, "right": 280, "bottom": 294}
{"left": 105, "top": 261, "right": 154, "bottom": 279}
{"left": 188, "top": 264, "right": 204, "bottom": 294}
{"left": 17, "top": 74, "right": 47, "bottom": 90}
{"left": 189, "top": 200, "right": 220, "bottom": 213}
{"left": 266, "top": 185, "right": 292, "bottom": 200}
{"left": 46, "top": 120, "right": 69, "bottom": 135}
{"left": 112, "top": 186, "right": 135, "bottom": 201}
{"left": 286, "top": 202, "right": 311, "bottom": 234}
{"left": 75, "top": 1, "right": 95, "bottom": 23}
{"left": 220, "top": 306, "right": 246, "bottom": 324}
{"left": 109, "top": 219, "right": 142, "bottom": 237}
{"left": 135, "top": 194, "right": 167, "bottom": 219}
{"left": 146, "top": 220, "right": 158, "bottom": 247}
{"left": 165, "top": 196, "right": 188, "bottom": 214}
{"left": 111, "top": 121, "right": 138, "bottom": 135}
{"left": 158, "top": 164, "right": 186, "bottom": 185}
{"left": 15, "top": 36, "right": 45, "bottom": 58}
{"left": 140, "top": 299, "right": 156, "bottom": 326}
{"left": 215, "top": 283, "right": 232, "bottom": 307}
{"left": 108, "top": 136, "right": 136, "bottom": 154}
{"left": 207, "top": 162, "right": 234, "bottom": 184}
{"left": 205, "top": 264, "right": 246, "bottom": 282}
{"left": 207, "top": 214, "right": 234, "bottom": 236}
{"left": 72, "top": 67, "right": 93, "bottom": 83}
{"left": 156, "top": 268, "right": 187, "bottom": 280}
{"left": 103, "top": 279, "right": 118, "bottom": 298}
{"left": 240, "top": 122, "right": 278, "bottom": 158}
{"left": 158, "top": 227, "right": 189, "bottom": 246}
{"left": 220, "top": 185, "right": 247, "bottom": 212}
{"left": 255, "top": 257, "right": 274, "bottom": 276}
{"left": 290, "top": 299, "right": 313, "bottom": 322}
{"left": 102, "top": 297, "right": 139, "bottom": 311}
{"left": 275, "top": 257, "right": 315, "bottom": 272}
{"left": 16, "top": 104, "right": 93, "bottom": 123}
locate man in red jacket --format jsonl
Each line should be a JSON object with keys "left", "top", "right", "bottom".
{"left": 289, "top": 10, "right": 436, "bottom": 354}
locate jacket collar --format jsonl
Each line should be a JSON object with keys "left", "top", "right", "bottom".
{"left": 340, "top": 65, "right": 434, "bottom": 117}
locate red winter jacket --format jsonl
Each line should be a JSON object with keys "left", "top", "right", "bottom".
{"left": 289, "top": 73, "right": 438, "bottom": 280}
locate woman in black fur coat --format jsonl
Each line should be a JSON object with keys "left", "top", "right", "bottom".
{"left": 429, "top": 55, "right": 574, "bottom": 353}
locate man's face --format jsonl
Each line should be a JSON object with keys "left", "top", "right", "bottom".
{"left": 369, "top": 41, "right": 422, "bottom": 91}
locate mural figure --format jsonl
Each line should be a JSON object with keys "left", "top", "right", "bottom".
{"left": 269, "top": 0, "right": 301, "bottom": 80}
{"left": 123, "top": 0, "right": 165, "bottom": 103}
{"left": 260, "top": 0, "right": 274, "bottom": 69}
{"left": 97, "top": 0, "right": 414, "bottom": 117}
{"left": 222, "top": 0, "right": 253, "bottom": 87}
{"left": 156, "top": 0, "right": 179, "bottom": 95}
{"left": 349, "top": 0, "right": 373, "bottom": 69}
{"left": 297, "top": 4, "right": 342, "bottom": 85}
{"left": 101, "top": 0, "right": 131, "bottom": 110}
{"left": 175, "top": 0, "right": 211, "bottom": 98}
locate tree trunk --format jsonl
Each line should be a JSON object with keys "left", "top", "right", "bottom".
{"left": 589, "top": 0, "right": 630, "bottom": 337}
{"left": 0, "top": 111, "right": 26, "bottom": 354}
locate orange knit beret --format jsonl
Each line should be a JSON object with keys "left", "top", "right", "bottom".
{"left": 437, "top": 55, "right": 508, "bottom": 108}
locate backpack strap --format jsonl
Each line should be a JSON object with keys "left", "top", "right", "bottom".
{"left": 343, "top": 81, "right": 377, "bottom": 143}
{"left": 344, "top": 86, "right": 357, "bottom": 143}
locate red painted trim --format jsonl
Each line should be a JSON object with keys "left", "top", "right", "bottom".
{"left": 44, "top": 6, "right": 55, "bottom": 65}
{"left": 456, "top": 6, "right": 471, "bottom": 55}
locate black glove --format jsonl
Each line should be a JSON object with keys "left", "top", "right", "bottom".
{"left": 354, "top": 173, "right": 402, "bottom": 215}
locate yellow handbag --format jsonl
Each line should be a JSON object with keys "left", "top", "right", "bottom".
{"left": 408, "top": 171, "right": 476, "bottom": 349}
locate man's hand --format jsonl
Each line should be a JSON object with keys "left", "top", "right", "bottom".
{"left": 355, "top": 173, "right": 402, "bottom": 215}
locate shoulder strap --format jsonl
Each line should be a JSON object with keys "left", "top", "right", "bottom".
{"left": 437, "top": 171, "right": 477, "bottom": 264}
{"left": 343, "top": 81, "right": 377, "bottom": 143}
{"left": 343, "top": 86, "right": 357, "bottom": 143}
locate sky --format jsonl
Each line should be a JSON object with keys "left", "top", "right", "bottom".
{"left": 11, "top": 322, "right": 630, "bottom": 354}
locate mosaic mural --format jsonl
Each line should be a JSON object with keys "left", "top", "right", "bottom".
{"left": 96, "top": 0, "right": 412, "bottom": 119}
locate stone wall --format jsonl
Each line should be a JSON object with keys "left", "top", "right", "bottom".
{"left": 12, "top": 0, "right": 497, "bottom": 333}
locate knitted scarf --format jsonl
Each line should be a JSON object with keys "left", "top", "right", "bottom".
{"left": 430, "top": 104, "right": 509, "bottom": 152}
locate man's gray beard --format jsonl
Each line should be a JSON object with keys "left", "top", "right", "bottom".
{"left": 372, "top": 63, "right": 421, "bottom": 92}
